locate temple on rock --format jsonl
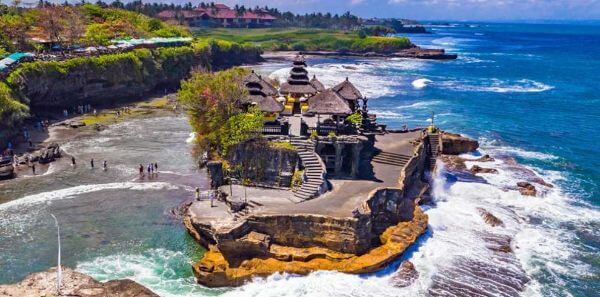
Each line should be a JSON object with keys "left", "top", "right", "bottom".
{"left": 183, "top": 55, "right": 477, "bottom": 288}
{"left": 241, "top": 56, "right": 386, "bottom": 180}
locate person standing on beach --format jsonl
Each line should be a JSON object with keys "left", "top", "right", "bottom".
{"left": 154, "top": 162, "right": 158, "bottom": 173}
{"left": 102, "top": 160, "right": 107, "bottom": 171}
{"left": 139, "top": 164, "right": 144, "bottom": 176}
{"left": 90, "top": 158, "right": 94, "bottom": 168}
{"left": 195, "top": 187, "right": 200, "bottom": 200}
{"left": 31, "top": 163, "right": 36, "bottom": 175}
{"left": 71, "top": 156, "right": 76, "bottom": 166}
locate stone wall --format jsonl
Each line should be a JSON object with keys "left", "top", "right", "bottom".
{"left": 226, "top": 138, "right": 299, "bottom": 187}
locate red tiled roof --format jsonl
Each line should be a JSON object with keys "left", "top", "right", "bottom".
{"left": 157, "top": 10, "right": 207, "bottom": 19}
{"left": 194, "top": 4, "right": 276, "bottom": 20}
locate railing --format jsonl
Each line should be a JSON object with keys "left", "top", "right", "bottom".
{"left": 307, "top": 125, "right": 350, "bottom": 136}
{"left": 259, "top": 124, "right": 288, "bottom": 135}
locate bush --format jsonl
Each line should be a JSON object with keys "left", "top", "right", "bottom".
{"left": 346, "top": 112, "right": 362, "bottom": 125}
{"left": 350, "top": 36, "right": 412, "bottom": 53}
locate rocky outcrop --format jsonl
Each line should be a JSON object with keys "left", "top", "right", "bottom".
{"left": 391, "top": 261, "right": 419, "bottom": 287}
{"left": 0, "top": 266, "right": 157, "bottom": 297}
{"left": 38, "top": 142, "right": 61, "bottom": 164}
{"left": 477, "top": 208, "right": 504, "bottom": 227}
{"left": 517, "top": 181, "right": 537, "bottom": 196}
{"left": 470, "top": 165, "right": 498, "bottom": 175}
{"left": 190, "top": 207, "right": 428, "bottom": 287}
{"left": 441, "top": 133, "right": 479, "bottom": 155}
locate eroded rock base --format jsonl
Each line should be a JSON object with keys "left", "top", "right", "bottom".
{"left": 189, "top": 207, "right": 428, "bottom": 287}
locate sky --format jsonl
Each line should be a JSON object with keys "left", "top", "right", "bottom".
{"left": 160, "top": 0, "right": 600, "bottom": 21}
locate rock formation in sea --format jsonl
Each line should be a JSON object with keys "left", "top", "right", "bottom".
{"left": 440, "top": 133, "right": 479, "bottom": 155}
{"left": 0, "top": 267, "right": 157, "bottom": 297}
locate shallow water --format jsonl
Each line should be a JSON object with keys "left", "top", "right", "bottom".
{"left": 1, "top": 22, "right": 599, "bottom": 296}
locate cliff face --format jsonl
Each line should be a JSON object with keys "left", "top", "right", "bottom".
{"left": 190, "top": 207, "right": 428, "bottom": 287}
{"left": 6, "top": 44, "right": 262, "bottom": 111}
{"left": 0, "top": 41, "right": 262, "bottom": 146}
{"left": 226, "top": 138, "right": 299, "bottom": 187}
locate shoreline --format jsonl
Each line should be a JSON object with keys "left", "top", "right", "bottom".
{"left": 0, "top": 94, "right": 181, "bottom": 184}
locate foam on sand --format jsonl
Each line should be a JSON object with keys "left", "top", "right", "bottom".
{"left": 0, "top": 182, "right": 179, "bottom": 210}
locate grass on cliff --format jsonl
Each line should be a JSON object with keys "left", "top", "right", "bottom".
{"left": 269, "top": 141, "right": 297, "bottom": 151}
{"left": 193, "top": 28, "right": 413, "bottom": 53}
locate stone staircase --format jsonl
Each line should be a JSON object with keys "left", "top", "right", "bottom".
{"left": 290, "top": 138, "right": 326, "bottom": 201}
{"left": 232, "top": 200, "right": 263, "bottom": 221}
{"left": 428, "top": 133, "right": 441, "bottom": 170}
{"left": 372, "top": 151, "right": 412, "bottom": 167}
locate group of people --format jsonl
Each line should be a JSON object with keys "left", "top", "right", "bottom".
{"left": 87, "top": 158, "right": 108, "bottom": 171}
{"left": 62, "top": 104, "right": 95, "bottom": 118}
{"left": 139, "top": 162, "right": 159, "bottom": 177}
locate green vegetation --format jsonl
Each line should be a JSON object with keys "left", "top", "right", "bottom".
{"left": 0, "top": 3, "right": 189, "bottom": 51}
{"left": 0, "top": 81, "right": 29, "bottom": 146}
{"left": 1, "top": 39, "right": 261, "bottom": 146}
{"left": 269, "top": 141, "right": 297, "bottom": 151}
{"left": 346, "top": 112, "right": 363, "bottom": 125}
{"left": 177, "top": 67, "right": 265, "bottom": 157}
{"left": 291, "top": 169, "right": 304, "bottom": 190}
{"left": 193, "top": 28, "right": 413, "bottom": 53}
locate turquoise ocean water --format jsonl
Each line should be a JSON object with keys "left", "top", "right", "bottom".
{"left": 0, "top": 22, "right": 598, "bottom": 296}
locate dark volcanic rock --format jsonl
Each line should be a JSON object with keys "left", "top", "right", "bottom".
{"left": 391, "top": 260, "right": 419, "bottom": 287}
{"left": 38, "top": 142, "right": 61, "bottom": 164}
{"left": 517, "top": 182, "right": 537, "bottom": 197}
{"left": 470, "top": 165, "right": 498, "bottom": 175}
{"left": 0, "top": 266, "right": 158, "bottom": 297}
{"left": 473, "top": 154, "right": 494, "bottom": 162}
{"left": 477, "top": 208, "right": 504, "bottom": 227}
{"left": 441, "top": 133, "right": 479, "bottom": 155}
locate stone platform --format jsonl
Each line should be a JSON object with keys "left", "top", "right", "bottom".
{"left": 185, "top": 131, "right": 432, "bottom": 287}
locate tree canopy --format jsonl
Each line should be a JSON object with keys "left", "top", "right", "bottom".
{"left": 177, "top": 67, "right": 264, "bottom": 157}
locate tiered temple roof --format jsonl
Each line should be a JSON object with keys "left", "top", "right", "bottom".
{"left": 243, "top": 71, "right": 283, "bottom": 113}
{"left": 310, "top": 75, "right": 326, "bottom": 92}
{"left": 307, "top": 89, "right": 352, "bottom": 115}
{"left": 280, "top": 56, "right": 317, "bottom": 95}
{"left": 332, "top": 77, "right": 363, "bottom": 101}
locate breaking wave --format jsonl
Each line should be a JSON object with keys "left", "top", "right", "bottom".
{"left": 411, "top": 78, "right": 433, "bottom": 89}
{"left": 76, "top": 249, "right": 213, "bottom": 297}
{"left": 440, "top": 79, "right": 554, "bottom": 93}
{"left": 0, "top": 182, "right": 178, "bottom": 210}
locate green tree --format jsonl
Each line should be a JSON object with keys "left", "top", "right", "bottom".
{"left": 178, "top": 67, "right": 264, "bottom": 157}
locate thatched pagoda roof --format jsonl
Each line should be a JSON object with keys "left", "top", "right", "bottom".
{"left": 292, "top": 55, "right": 307, "bottom": 66}
{"left": 307, "top": 89, "right": 352, "bottom": 115}
{"left": 280, "top": 82, "right": 317, "bottom": 95}
{"left": 332, "top": 77, "right": 363, "bottom": 101}
{"left": 310, "top": 75, "right": 325, "bottom": 92}
{"left": 244, "top": 71, "right": 278, "bottom": 96}
{"left": 244, "top": 94, "right": 284, "bottom": 113}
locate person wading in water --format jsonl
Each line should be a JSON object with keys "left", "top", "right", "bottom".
{"left": 102, "top": 160, "right": 107, "bottom": 171}
{"left": 139, "top": 164, "right": 144, "bottom": 176}
{"left": 90, "top": 158, "right": 94, "bottom": 169}
{"left": 71, "top": 156, "right": 76, "bottom": 166}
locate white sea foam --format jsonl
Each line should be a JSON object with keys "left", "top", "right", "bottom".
{"left": 411, "top": 78, "right": 433, "bottom": 89}
{"left": 440, "top": 78, "right": 554, "bottom": 93}
{"left": 370, "top": 110, "right": 410, "bottom": 120}
{"left": 395, "top": 100, "right": 441, "bottom": 110}
{"left": 77, "top": 249, "right": 210, "bottom": 297}
{"left": 268, "top": 59, "right": 428, "bottom": 99}
{"left": 0, "top": 182, "right": 178, "bottom": 210}
{"left": 186, "top": 132, "right": 196, "bottom": 144}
